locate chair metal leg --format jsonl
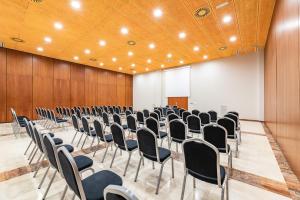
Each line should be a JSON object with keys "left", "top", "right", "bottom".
{"left": 33, "top": 155, "right": 45, "bottom": 178}
{"left": 76, "top": 133, "right": 84, "bottom": 147}
{"left": 171, "top": 158, "right": 174, "bottom": 178}
{"left": 110, "top": 147, "right": 118, "bottom": 168}
{"left": 101, "top": 143, "right": 110, "bottom": 163}
{"left": 160, "top": 139, "right": 163, "bottom": 146}
{"left": 180, "top": 172, "right": 187, "bottom": 200}
{"left": 123, "top": 152, "right": 132, "bottom": 176}
{"left": 29, "top": 148, "right": 38, "bottom": 164}
{"left": 60, "top": 185, "right": 68, "bottom": 200}
{"left": 176, "top": 143, "right": 178, "bottom": 153}
{"left": 28, "top": 145, "right": 37, "bottom": 160}
{"left": 235, "top": 139, "right": 238, "bottom": 158}
{"left": 42, "top": 170, "right": 57, "bottom": 200}
{"left": 38, "top": 166, "right": 50, "bottom": 189}
{"left": 90, "top": 137, "right": 95, "bottom": 148}
{"left": 93, "top": 138, "right": 100, "bottom": 157}
{"left": 193, "top": 177, "right": 196, "bottom": 188}
{"left": 221, "top": 187, "right": 225, "bottom": 200}
{"left": 24, "top": 140, "right": 33, "bottom": 155}
{"left": 134, "top": 156, "right": 143, "bottom": 182}
{"left": 152, "top": 161, "right": 155, "bottom": 169}
{"left": 71, "top": 131, "right": 78, "bottom": 144}
{"left": 71, "top": 193, "right": 76, "bottom": 200}
{"left": 155, "top": 163, "right": 165, "bottom": 194}
{"left": 81, "top": 135, "right": 88, "bottom": 149}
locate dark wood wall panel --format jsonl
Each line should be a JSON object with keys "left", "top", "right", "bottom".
{"left": 99, "top": 71, "right": 110, "bottom": 105}
{"left": 125, "top": 75, "right": 133, "bottom": 106}
{"left": 0, "top": 48, "right": 6, "bottom": 122}
{"left": 6, "top": 49, "right": 33, "bottom": 121}
{"left": 32, "top": 56, "right": 54, "bottom": 119}
{"left": 108, "top": 71, "right": 117, "bottom": 105}
{"left": 85, "top": 67, "right": 98, "bottom": 106}
{"left": 265, "top": 0, "right": 300, "bottom": 179}
{"left": 70, "top": 63, "right": 85, "bottom": 107}
{"left": 117, "top": 74, "right": 126, "bottom": 106}
{"left": 53, "top": 61, "right": 71, "bottom": 107}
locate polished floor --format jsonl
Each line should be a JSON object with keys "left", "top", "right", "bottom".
{"left": 0, "top": 119, "right": 299, "bottom": 200}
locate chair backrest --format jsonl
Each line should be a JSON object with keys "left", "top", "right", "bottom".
{"left": 71, "top": 114, "right": 80, "bottom": 131}
{"left": 224, "top": 113, "right": 238, "bottom": 129}
{"left": 103, "top": 112, "right": 110, "bottom": 126}
{"left": 43, "top": 134, "right": 58, "bottom": 169}
{"left": 81, "top": 117, "right": 91, "bottom": 135}
{"left": 97, "top": 107, "right": 103, "bottom": 117}
{"left": 217, "top": 117, "right": 236, "bottom": 138}
{"left": 187, "top": 115, "right": 201, "bottom": 132}
{"left": 127, "top": 115, "right": 137, "bottom": 132}
{"left": 86, "top": 107, "right": 91, "bottom": 115}
{"left": 109, "top": 107, "right": 114, "bottom": 114}
{"left": 191, "top": 109, "right": 200, "bottom": 116}
{"left": 63, "top": 107, "right": 67, "bottom": 116}
{"left": 57, "top": 146, "right": 84, "bottom": 199}
{"left": 166, "top": 109, "right": 174, "bottom": 115}
{"left": 24, "top": 118, "right": 33, "bottom": 139}
{"left": 143, "top": 109, "right": 150, "bottom": 118}
{"left": 167, "top": 113, "right": 179, "bottom": 123}
{"left": 182, "top": 138, "right": 222, "bottom": 186}
{"left": 110, "top": 123, "right": 126, "bottom": 150}
{"left": 129, "top": 106, "right": 133, "bottom": 113}
{"left": 75, "top": 108, "right": 82, "bottom": 119}
{"left": 162, "top": 107, "right": 167, "bottom": 116}
{"left": 136, "top": 128, "right": 159, "bottom": 162}
{"left": 145, "top": 117, "right": 159, "bottom": 136}
{"left": 203, "top": 124, "right": 228, "bottom": 153}
{"left": 125, "top": 110, "right": 132, "bottom": 117}
{"left": 33, "top": 125, "right": 44, "bottom": 153}
{"left": 92, "top": 107, "right": 97, "bottom": 116}
{"left": 199, "top": 112, "right": 211, "bottom": 125}
{"left": 169, "top": 119, "right": 187, "bottom": 141}
{"left": 228, "top": 111, "right": 239, "bottom": 117}
{"left": 94, "top": 119, "right": 105, "bottom": 139}
{"left": 208, "top": 110, "right": 218, "bottom": 122}
{"left": 104, "top": 185, "right": 139, "bottom": 200}
{"left": 149, "top": 112, "right": 159, "bottom": 121}
{"left": 115, "top": 107, "right": 120, "bottom": 114}
{"left": 182, "top": 111, "right": 191, "bottom": 123}
{"left": 103, "top": 106, "right": 108, "bottom": 113}
{"left": 136, "top": 111, "right": 144, "bottom": 124}
{"left": 113, "top": 114, "right": 122, "bottom": 126}
{"left": 154, "top": 109, "right": 161, "bottom": 120}
{"left": 179, "top": 109, "right": 185, "bottom": 118}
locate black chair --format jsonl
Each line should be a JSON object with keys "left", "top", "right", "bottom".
{"left": 218, "top": 117, "right": 239, "bottom": 157}
{"left": 129, "top": 106, "right": 134, "bottom": 114}
{"left": 57, "top": 146, "right": 122, "bottom": 200}
{"left": 181, "top": 138, "right": 229, "bottom": 200}
{"left": 125, "top": 110, "right": 132, "bottom": 117}
{"left": 187, "top": 115, "right": 201, "bottom": 136}
{"left": 166, "top": 109, "right": 175, "bottom": 115}
{"left": 224, "top": 113, "right": 241, "bottom": 143}
{"left": 199, "top": 112, "right": 211, "bottom": 126}
{"left": 150, "top": 112, "right": 165, "bottom": 127}
{"left": 203, "top": 124, "right": 232, "bottom": 174}
{"left": 154, "top": 109, "right": 165, "bottom": 121}
{"left": 80, "top": 116, "right": 97, "bottom": 149}
{"left": 104, "top": 185, "right": 139, "bottom": 200}
{"left": 93, "top": 119, "right": 114, "bottom": 162}
{"left": 110, "top": 123, "right": 138, "bottom": 176}
{"left": 127, "top": 114, "right": 138, "bottom": 137}
{"left": 179, "top": 109, "right": 186, "bottom": 118}
{"left": 208, "top": 110, "right": 218, "bottom": 123}
{"left": 143, "top": 109, "right": 150, "bottom": 118}
{"left": 136, "top": 111, "right": 145, "bottom": 126}
{"left": 169, "top": 119, "right": 190, "bottom": 152}
{"left": 167, "top": 113, "right": 180, "bottom": 123}
{"left": 228, "top": 111, "right": 239, "bottom": 117}
{"left": 182, "top": 111, "right": 191, "bottom": 124}
{"left": 113, "top": 114, "right": 128, "bottom": 130}
{"left": 145, "top": 117, "right": 168, "bottom": 146}
{"left": 191, "top": 109, "right": 200, "bottom": 116}
{"left": 103, "top": 112, "right": 111, "bottom": 130}
{"left": 71, "top": 114, "right": 84, "bottom": 144}
{"left": 134, "top": 127, "right": 174, "bottom": 194}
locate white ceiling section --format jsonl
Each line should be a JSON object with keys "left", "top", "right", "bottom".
{"left": 164, "top": 66, "right": 190, "bottom": 97}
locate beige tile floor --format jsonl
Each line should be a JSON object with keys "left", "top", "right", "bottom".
{"left": 0, "top": 120, "right": 292, "bottom": 200}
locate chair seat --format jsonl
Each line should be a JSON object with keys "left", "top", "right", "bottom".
{"left": 219, "top": 144, "right": 230, "bottom": 153}
{"left": 88, "top": 130, "right": 97, "bottom": 137}
{"left": 62, "top": 144, "right": 74, "bottom": 153}
{"left": 56, "top": 118, "right": 67, "bottom": 123}
{"left": 82, "top": 170, "right": 122, "bottom": 200}
{"left": 79, "top": 127, "right": 94, "bottom": 132}
{"left": 122, "top": 124, "right": 128, "bottom": 129}
{"left": 172, "top": 136, "right": 192, "bottom": 143}
{"left": 159, "top": 122, "right": 165, "bottom": 127}
{"left": 144, "top": 147, "right": 171, "bottom": 162}
{"left": 53, "top": 138, "right": 63, "bottom": 145}
{"left": 119, "top": 140, "right": 138, "bottom": 151}
{"left": 100, "top": 134, "right": 113, "bottom": 142}
{"left": 188, "top": 166, "right": 226, "bottom": 185}
{"left": 158, "top": 131, "right": 167, "bottom": 139}
{"left": 74, "top": 155, "right": 93, "bottom": 171}
{"left": 189, "top": 129, "right": 201, "bottom": 134}
{"left": 227, "top": 135, "right": 236, "bottom": 139}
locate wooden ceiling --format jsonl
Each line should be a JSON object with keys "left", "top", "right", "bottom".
{"left": 0, "top": 0, "right": 275, "bottom": 74}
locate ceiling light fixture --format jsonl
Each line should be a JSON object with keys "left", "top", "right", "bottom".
{"left": 229, "top": 35, "right": 237, "bottom": 42}
{"left": 131, "top": 63, "right": 136, "bottom": 67}
{"left": 203, "top": 55, "right": 208, "bottom": 59}
{"left": 37, "top": 47, "right": 44, "bottom": 52}
{"left": 99, "top": 40, "right": 106, "bottom": 46}
{"left": 120, "top": 27, "right": 129, "bottom": 35}
{"left": 99, "top": 62, "right": 104, "bottom": 66}
{"left": 132, "top": 70, "right": 136, "bottom": 74}
{"left": 178, "top": 32, "right": 186, "bottom": 39}
{"left": 147, "top": 59, "right": 152, "bottom": 63}
{"left": 167, "top": 53, "right": 172, "bottom": 58}
{"left": 44, "top": 36, "right": 52, "bottom": 43}
{"left": 128, "top": 51, "right": 134, "bottom": 56}
{"left": 161, "top": 64, "right": 165, "bottom": 68}
{"left": 223, "top": 15, "right": 232, "bottom": 24}
{"left": 118, "top": 67, "right": 123, "bottom": 71}
{"left": 145, "top": 68, "right": 149, "bottom": 71}
{"left": 153, "top": 8, "right": 163, "bottom": 18}
{"left": 112, "top": 57, "right": 117, "bottom": 62}
{"left": 84, "top": 49, "right": 91, "bottom": 54}
{"left": 11, "top": 37, "right": 24, "bottom": 43}
{"left": 70, "top": 0, "right": 81, "bottom": 10}
{"left": 73, "top": 56, "right": 79, "bottom": 60}
{"left": 193, "top": 46, "right": 200, "bottom": 52}
{"left": 179, "top": 60, "right": 184, "bottom": 64}
{"left": 127, "top": 40, "right": 136, "bottom": 45}
{"left": 216, "top": 1, "right": 229, "bottom": 9}
{"left": 149, "top": 43, "right": 156, "bottom": 49}
{"left": 54, "top": 22, "right": 63, "bottom": 30}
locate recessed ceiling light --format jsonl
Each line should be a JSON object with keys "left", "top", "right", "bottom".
{"left": 193, "top": 46, "right": 200, "bottom": 52}
{"left": 70, "top": 0, "right": 81, "bottom": 10}
{"left": 84, "top": 49, "right": 91, "bottom": 54}
{"left": 112, "top": 57, "right": 117, "bottom": 62}
{"left": 132, "top": 70, "right": 136, "bottom": 74}
{"left": 11, "top": 37, "right": 24, "bottom": 43}
{"left": 178, "top": 32, "right": 186, "bottom": 39}
{"left": 99, "top": 62, "right": 104, "bottom": 66}
{"left": 179, "top": 60, "right": 184, "bottom": 64}
{"left": 145, "top": 68, "right": 149, "bottom": 71}
{"left": 149, "top": 43, "right": 156, "bottom": 49}
{"left": 73, "top": 56, "right": 79, "bottom": 60}
{"left": 118, "top": 67, "right": 123, "bottom": 71}
{"left": 120, "top": 27, "right": 129, "bottom": 35}
{"left": 219, "top": 46, "right": 227, "bottom": 51}
{"left": 131, "top": 63, "right": 136, "bottom": 67}
{"left": 216, "top": 1, "right": 229, "bottom": 9}
{"left": 147, "top": 59, "right": 152, "bottom": 63}
{"left": 223, "top": 15, "right": 232, "bottom": 24}
{"left": 167, "top": 53, "right": 172, "bottom": 58}
{"left": 37, "top": 47, "right": 44, "bottom": 52}
{"left": 128, "top": 51, "right": 134, "bottom": 56}
{"left": 54, "top": 22, "right": 63, "bottom": 30}
{"left": 203, "top": 55, "right": 208, "bottom": 59}
{"left": 161, "top": 64, "right": 165, "bottom": 68}
{"left": 153, "top": 8, "right": 163, "bottom": 18}
{"left": 229, "top": 35, "right": 237, "bottom": 42}
{"left": 127, "top": 40, "right": 136, "bottom": 45}
{"left": 44, "top": 36, "right": 52, "bottom": 43}
{"left": 99, "top": 40, "right": 106, "bottom": 46}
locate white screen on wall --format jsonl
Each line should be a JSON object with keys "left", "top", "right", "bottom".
{"left": 164, "top": 66, "right": 190, "bottom": 97}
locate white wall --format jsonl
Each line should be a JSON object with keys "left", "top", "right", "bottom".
{"left": 133, "top": 51, "right": 264, "bottom": 120}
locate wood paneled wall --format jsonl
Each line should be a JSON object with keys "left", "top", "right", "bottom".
{"left": 0, "top": 47, "right": 133, "bottom": 122}
{"left": 264, "top": 0, "right": 300, "bottom": 179}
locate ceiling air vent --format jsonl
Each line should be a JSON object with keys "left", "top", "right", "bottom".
{"left": 127, "top": 40, "right": 136, "bottom": 46}
{"left": 31, "top": 0, "right": 43, "bottom": 3}
{"left": 195, "top": 7, "right": 210, "bottom": 18}
{"left": 89, "top": 58, "right": 97, "bottom": 62}
{"left": 11, "top": 37, "right": 24, "bottom": 43}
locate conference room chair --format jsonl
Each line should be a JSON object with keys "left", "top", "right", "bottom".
{"left": 179, "top": 109, "right": 185, "bottom": 118}
{"left": 113, "top": 113, "right": 128, "bottom": 130}
{"left": 154, "top": 109, "right": 166, "bottom": 121}
{"left": 145, "top": 117, "right": 168, "bottom": 146}
{"left": 136, "top": 111, "right": 145, "bottom": 126}
{"left": 115, "top": 106, "right": 121, "bottom": 115}
{"left": 10, "top": 108, "right": 29, "bottom": 136}
{"left": 167, "top": 113, "right": 180, "bottom": 123}
{"left": 182, "top": 111, "right": 192, "bottom": 124}
{"left": 40, "top": 134, "right": 94, "bottom": 199}
{"left": 169, "top": 119, "right": 191, "bottom": 152}
{"left": 199, "top": 112, "right": 211, "bottom": 127}
{"left": 143, "top": 109, "right": 150, "bottom": 118}
{"left": 96, "top": 106, "right": 103, "bottom": 118}
{"left": 208, "top": 110, "right": 218, "bottom": 123}
{"left": 50, "top": 110, "right": 68, "bottom": 129}
{"left": 80, "top": 116, "right": 97, "bottom": 149}
{"left": 57, "top": 146, "right": 122, "bottom": 200}
{"left": 181, "top": 138, "right": 229, "bottom": 200}
{"left": 218, "top": 117, "right": 239, "bottom": 157}
{"left": 103, "top": 106, "right": 109, "bottom": 113}
{"left": 91, "top": 106, "right": 98, "bottom": 119}
{"left": 110, "top": 123, "right": 138, "bottom": 176}
{"left": 104, "top": 185, "right": 139, "bottom": 200}
{"left": 122, "top": 106, "right": 127, "bottom": 113}
{"left": 127, "top": 114, "right": 138, "bottom": 138}
{"left": 149, "top": 112, "right": 165, "bottom": 127}
{"left": 129, "top": 106, "right": 134, "bottom": 114}
{"left": 191, "top": 109, "right": 200, "bottom": 116}
{"left": 224, "top": 113, "right": 241, "bottom": 144}
{"left": 187, "top": 115, "right": 201, "bottom": 137}
{"left": 125, "top": 110, "right": 132, "bottom": 117}
{"left": 109, "top": 106, "right": 115, "bottom": 115}
{"left": 134, "top": 127, "right": 174, "bottom": 194}
{"left": 203, "top": 124, "right": 232, "bottom": 174}
{"left": 228, "top": 111, "right": 239, "bottom": 117}
{"left": 92, "top": 119, "right": 114, "bottom": 162}
{"left": 70, "top": 114, "right": 84, "bottom": 145}
{"left": 103, "top": 112, "right": 112, "bottom": 131}
{"left": 166, "top": 109, "right": 175, "bottom": 115}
